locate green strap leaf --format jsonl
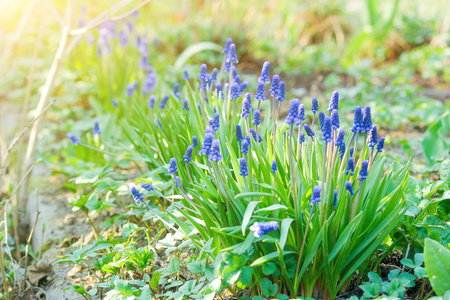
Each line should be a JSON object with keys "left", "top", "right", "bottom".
{"left": 241, "top": 201, "right": 260, "bottom": 235}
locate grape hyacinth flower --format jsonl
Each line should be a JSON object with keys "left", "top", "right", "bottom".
{"left": 271, "top": 160, "right": 277, "bottom": 174}
{"left": 269, "top": 75, "right": 280, "bottom": 96}
{"left": 276, "top": 81, "right": 286, "bottom": 101}
{"left": 351, "top": 106, "right": 364, "bottom": 133}
{"left": 192, "top": 136, "right": 198, "bottom": 148}
{"left": 312, "top": 97, "right": 319, "bottom": 114}
{"left": 141, "top": 183, "right": 154, "bottom": 191}
{"left": 241, "top": 93, "right": 251, "bottom": 118}
{"left": 212, "top": 113, "right": 220, "bottom": 131}
{"left": 236, "top": 124, "right": 244, "bottom": 142}
{"left": 174, "top": 176, "right": 182, "bottom": 188}
{"left": 339, "top": 142, "right": 346, "bottom": 159}
{"left": 245, "top": 135, "right": 251, "bottom": 146}
{"left": 92, "top": 120, "right": 102, "bottom": 136}
{"left": 67, "top": 133, "right": 80, "bottom": 145}
{"left": 241, "top": 139, "right": 249, "bottom": 154}
{"left": 222, "top": 38, "right": 232, "bottom": 54}
{"left": 211, "top": 68, "right": 218, "bottom": 83}
{"left": 349, "top": 147, "right": 355, "bottom": 157}
{"left": 159, "top": 94, "right": 170, "bottom": 109}
{"left": 182, "top": 99, "right": 189, "bottom": 110}
{"left": 168, "top": 158, "right": 178, "bottom": 175}
{"left": 362, "top": 106, "right": 372, "bottom": 132}
{"left": 148, "top": 95, "right": 156, "bottom": 108}
{"left": 328, "top": 91, "right": 339, "bottom": 112}
{"left": 319, "top": 111, "right": 325, "bottom": 132}
{"left": 197, "top": 103, "right": 202, "bottom": 115}
{"left": 126, "top": 83, "right": 134, "bottom": 97}
{"left": 227, "top": 43, "right": 239, "bottom": 64}
{"left": 209, "top": 140, "right": 223, "bottom": 162}
{"left": 199, "top": 133, "right": 214, "bottom": 155}
{"left": 285, "top": 99, "right": 300, "bottom": 125}
{"left": 345, "top": 181, "right": 354, "bottom": 195}
{"left": 199, "top": 64, "right": 208, "bottom": 82}
{"left": 322, "top": 116, "right": 333, "bottom": 143}
{"left": 129, "top": 186, "right": 143, "bottom": 204}
{"left": 253, "top": 110, "right": 261, "bottom": 126}
{"left": 239, "top": 158, "right": 248, "bottom": 177}
{"left": 335, "top": 129, "right": 345, "bottom": 147}
{"left": 240, "top": 81, "right": 249, "bottom": 93}
{"left": 173, "top": 83, "right": 180, "bottom": 99}
{"left": 346, "top": 157, "right": 355, "bottom": 175}
{"left": 255, "top": 80, "right": 267, "bottom": 101}
{"left": 296, "top": 104, "right": 306, "bottom": 125}
{"left": 230, "top": 82, "right": 241, "bottom": 100}
{"left": 232, "top": 66, "right": 238, "bottom": 80}
{"left": 183, "top": 68, "right": 190, "bottom": 80}
{"left": 377, "top": 136, "right": 385, "bottom": 153}
{"left": 304, "top": 124, "right": 315, "bottom": 137}
{"left": 112, "top": 98, "right": 118, "bottom": 108}
{"left": 249, "top": 128, "right": 262, "bottom": 143}
{"left": 259, "top": 61, "right": 271, "bottom": 83}
{"left": 311, "top": 186, "right": 322, "bottom": 206}
{"left": 358, "top": 160, "right": 369, "bottom": 181}
{"left": 333, "top": 190, "right": 338, "bottom": 206}
{"left": 249, "top": 221, "right": 279, "bottom": 238}
{"left": 331, "top": 109, "right": 340, "bottom": 130}
{"left": 215, "top": 82, "right": 224, "bottom": 99}
{"left": 368, "top": 125, "right": 378, "bottom": 147}
{"left": 184, "top": 145, "right": 194, "bottom": 163}
{"left": 299, "top": 132, "right": 305, "bottom": 143}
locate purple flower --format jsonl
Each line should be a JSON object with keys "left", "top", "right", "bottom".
{"left": 362, "top": 105, "right": 372, "bottom": 132}
{"left": 345, "top": 181, "right": 354, "bottom": 195}
{"left": 358, "top": 160, "right": 369, "bottom": 181}
{"left": 174, "top": 176, "right": 182, "bottom": 188}
{"left": 184, "top": 145, "right": 194, "bottom": 163}
{"left": 236, "top": 124, "right": 244, "bottom": 142}
{"left": 299, "top": 132, "right": 305, "bottom": 143}
{"left": 148, "top": 95, "right": 156, "bottom": 108}
{"left": 129, "top": 186, "right": 143, "bottom": 204}
{"left": 271, "top": 160, "right": 277, "bottom": 174}
{"left": 215, "top": 82, "right": 224, "bottom": 99}
{"left": 255, "top": 80, "right": 267, "bottom": 101}
{"left": 331, "top": 109, "right": 340, "bottom": 130}
{"left": 199, "top": 133, "right": 214, "bottom": 155}
{"left": 339, "top": 142, "right": 346, "bottom": 159}
{"left": 197, "top": 103, "right": 202, "bottom": 115}
{"left": 241, "top": 139, "right": 249, "bottom": 154}
{"left": 249, "top": 221, "right": 279, "bottom": 238}
{"left": 368, "top": 125, "right": 378, "bottom": 147}
{"left": 269, "top": 75, "right": 280, "bottom": 96}
{"left": 304, "top": 124, "right": 315, "bottom": 137}
{"left": 231, "top": 82, "right": 241, "bottom": 100}
{"left": 276, "top": 81, "right": 286, "bottom": 101}
{"left": 259, "top": 61, "right": 271, "bottom": 83}
{"left": 335, "top": 129, "right": 345, "bottom": 147}
{"left": 249, "top": 128, "right": 262, "bottom": 143}
{"left": 240, "top": 81, "right": 249, "bottom": 93}
{"left": 351, "top": 106, "right": 364, "bottom": 133}
{"left": 333, "top": 190, "right": 338, "bottom": 206}
{"left": 239, "top": 158, "right": 248, "bottom": 177}
{"left": 192, "top": 136, "right": 198, "bottom": 147}
{"left": 377, "top": 136, "right": 385, "bottom": 153}
{"left": 252, "top": 110, "right": 261, "bottom": 126}
{"left": 212, "top": 113, "right": 220, "bottom": 131}
{"left": 222, "top": 38, "right": 232, "bottom": 54}
{"left": 126, "top": 83, "right": 135, "bottom": 97}
{"left": 199, "top": 63, "right": 208, "bottom": 81}
{"left": 311, "top": 186, "right": 322, "bottom": 206}
{"left": 173, "top": 83, "right": 180, "bottom": 99}
{"left": 319, "top": 111, "right": 325, "bottom": 133}
{"left": 183, "top": 68, "right": 190, "bottom": 80}
{"left": 350, "top": 147, "right": 355, "bottom": 157}
{"left": 112, "top": 98, "right": 118, "bottom": 108}
{"left": 285, "top": 99, "right": 300, "bottom": 125}
{"left": 159, "top": 94, "right": 170, "bottom": 109}
{"left": 92, "top": 120, "right": 102, "bottom": 136}
{"left": 312, "top": 97, "right": 318, "bottom": 114}
{"left": 182, "top": 99, "right": 189, "bottom": 110}
{"left": 67, "top": 133, "right": 80, "bottom": 145}
{"left": 211, "top": 68, "right": 218, "bottom": 82}
{"left": 141, "top": 183, "right": 154, "bottom": 191}
{"left": 209, "top": 140, "right": 222, "bottom": 162}
{"left": 226, "top": 43, "right": 238, "bottom": 64}
{"left": 241, "top": 93, "right": 252, "bottom": 118}
{"left": 345, "top": 157, "right": 355, "bottom": 175}
{"left": 245, "top": 135, "right": 251, "bottom": 146}
{"left": 296, "top": 104, "right": 306, "bottom": 125}
{"left": 168, "top": 158, "right": 178, "bottom": 175}
{"left": 328, "top": 91, "right": 339, "bottom": 112}
{"left": 322, "top": 116, "right": 332, "bottom": 143}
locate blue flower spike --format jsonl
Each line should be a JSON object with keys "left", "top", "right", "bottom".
{"left": 249, "top": 221, "right": 279, "bottom": 238}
